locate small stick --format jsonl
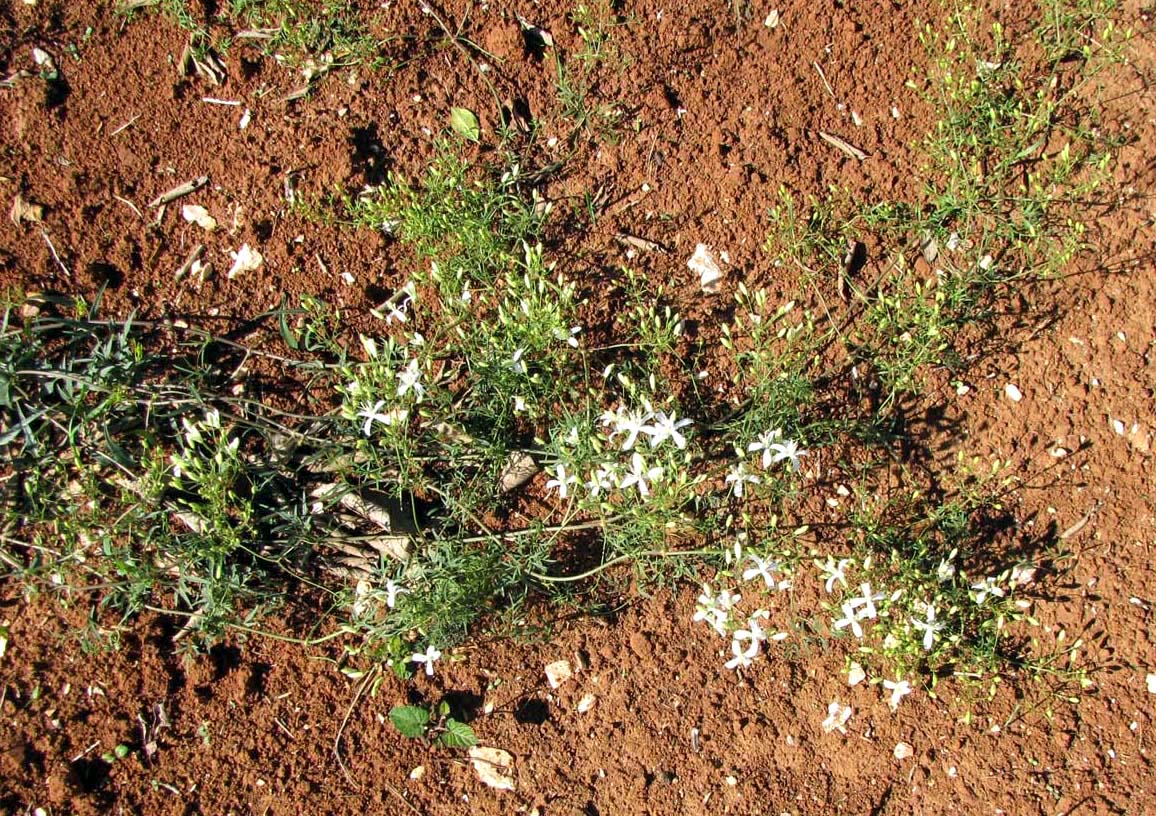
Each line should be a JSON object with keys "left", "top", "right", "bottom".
{"left": 109, "top": 114, "right": 140, "bottom": 136}
{"left": 818, "top": 131, "right": 869, "bottom": 161}
{"left": 1059, "top": 502, "right": 1102, "bottom": 541}
{"left": 148, "top": 176, "right": 208, "bottom": 208}
{"left": 70, "top": 741, "right": 101, "bottom": 763}
{"left": 813, "top": 61, "right": 836, "bottom": 100}
{"left": 39, "top": 229, "right": 71, "bottom": 277}
{"left": 113, "top": 194, "right": 144, "bottom": 221}
{"left": 174, "top": 243, "right": 205, "bottom": 281}
{"left": 201, "top": 97, "right": 242, "bottom": 106}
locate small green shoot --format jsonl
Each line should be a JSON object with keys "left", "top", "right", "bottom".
{"left": 389, "top": 702, "right": 477, "bottom": 749}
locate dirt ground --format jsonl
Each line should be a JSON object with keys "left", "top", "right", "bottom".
{"left": 1, "top": 0, "right": 1155, "bottom": 813}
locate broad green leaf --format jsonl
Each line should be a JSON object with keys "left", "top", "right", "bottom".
{"left": 389, "top": 704, "right": 430, "bottom": 738}
{"left": 437, "top": 718, "right": 477, "bottom": 748}
{"left": 450, "top": 106, "right": 480, "bottom": 142}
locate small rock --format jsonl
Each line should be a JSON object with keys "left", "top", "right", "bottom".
{"left": 1146, "top": 673, "right": 1156, "bottom": 694}
{"left": 687, "top": 243, "right": 723, "bottom": 294}
{"left": 468, "top": 746, "right": 516, "bottom": 791}
{"left": 763, "top": 9, "right": 780, "bottom": 28}
{"left": 409, "top": 765, "right": 425, "bottom": 781}
{"left": 228, "top": 243, "right": 263, "bottom": 279}
{"left": 847, "top": 662, "right": 866, "bottom": 686}
{"left": 545, "top": 660, "right": 573, "bottom": 689}
{"left": 821, "top": 701, "right": 852, "bottom": 734}
{"left": 894, "top": 742, "right": 914, "bottom": 760}
{"left": 1004, "top": 383, "right": 1022, "bottom": 402}
{"left": 577, "top": 693, "right": 596, "bottom": 713}
{"left": 1112, "top": 418, "right": 1126, "bottom": 435}
{"left": 181, "top": 204, "right": 217, "bottom": 231}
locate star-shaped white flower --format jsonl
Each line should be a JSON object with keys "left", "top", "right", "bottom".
{"left": 747, "top": 428, "right": 783, "bottom": 468}
{"left": 644, "top": 411, "right": 693, "bottom": 450}
{"left": 818, "top": 556, "right": 851, "bottom": 593}
{"left": 970, "top": 576, "right": 1005, "bottom": 605}
{"left": 821, "top": 700, "right": 852, "bottom": 734}
{"left": 848, "top": 582, "right": 884, "bottom": 620}
{"left": 545, "top": 463, "right": 578, "bottom": 499}
{"left": 552, "top": 325, "right": 582, "bottom": 348}
{"left": 586, "top": 463, "right": 619, "bottom": 498}
{"left": 725, "top": 463, "right": 761, "bottom": 498}
{"left": 384, "top": 578, "right": 408, "bottom": 609}
{"left": 612, "top": 407, "right": 654, "bottom": 451}
{"left": 411, "top": 645, "right": 442, "bottom": 676}
{"left": 617, "top": 452, "right": 663, "bottom": 499}
{"left": 911, "top": 604, "right": 944, "bottom": 651}
{"left": 883, "top": 678, "right": 912, "bottom": 711}
{"left": 397, "top": 359, "right": 425, "bottom": 401}
{"left": 742, "top": 554, "right": 783, "bottom": 589}
{"left": 767, "top": 438, "right": 807, "bottom": 471}
{"left": 833, "top": 601, "right": 864, "bottom": 638}
{"left": 356, "top": 399, "right": 404, "bottom": 436}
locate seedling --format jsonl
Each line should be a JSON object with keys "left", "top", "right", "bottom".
{"left": 389, "top": 702, "right": 477, "bottom": 749}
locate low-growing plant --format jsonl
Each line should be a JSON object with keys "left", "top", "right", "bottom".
{"left": 389, "top": 701, "right": 477, "bottom": 748}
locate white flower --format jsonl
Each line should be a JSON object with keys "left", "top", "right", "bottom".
{"left": 833, "top": 602, "right": 864, "bottom": 638}
{"left": 509, "top": 348, "right": 527, "bottom": 375}
{"left": 747, "top": 428, "right": 783, "bottom": 468}
{"left": 181, "top": 416, "right": 203, "bottom": 447}
{"left": 611, "top": 406, "right": 654, "bottom": 451}
{"left": 693, "top": 585, "right": 730, "bottom": 636}
{"left": 545, "top": 463, "right": 578, "bottom": 499}
{"left": 725, "top": 463, "right": 761, "bottom": 497}
{"left": 970, "top": 576, "right": 1005, "bottom": 605}
{"left": 848, "top": 582, "right": 884, "bottom": 620}
{"left": 513, "top": 396, "right": 527, "bottom": 413}
{"left": 356, "top": 399, "right": 396, "bottom": 436}
{"left": 883, "top": 678, "right": 912, "bottom": 711}
{"left": 724, "top": 630, "right": 761, "bottom": 670}
{"left": 385, "top": 578, "right": 408, "bottom": 609}
{"left": 742, "top": 554, "right": 782, "bottom": 589}
{"left": 644, "top": 411, "right": 693, "bottom": 450}
{"left": 203, "top": 408, "right": 221, "bottom": 429}
{"left": 767, "top": 438, "right": 807, "bottom": 471}
{"left": 936, "top": 548, "right": 958, "bottom": 583}
{"left": 1009, "top": 564, "right": 1037, "bottom": 587}
{"left": 411, "top": 645, "right": 442, "bottom": 676}
{"left": 397, "top": 359, "right": 425, "bottom": 401}
{"left": 818, "top": 557, "right": 851, "bottom": 593}
{"left": 911, "top": 604, "right": 944, "bottom": 651}
{"left": 586, "top": 463, "right": 619, "bottom": 498}
{"left": 386, "top": 297, "right": 410, "bottom": 324}
{"left": 716, "top": 589, "right": 741, "bottom": 611}
{"left": 552, "top": 325, "right": 582, "bottom": 347}
{"left": 617, "top": 452, "right": 663, "bottom": 499}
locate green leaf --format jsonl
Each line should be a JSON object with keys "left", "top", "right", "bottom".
{"left": 278, "top": 295, "right": 299, "bottom": 351}
{"left": 450, "top": 106, "right": 480, "bottom": 141}
{"left": 437, "top": 718, "right": 477, "bottom": 748}
{"left": 389, "top": 705, "right": 430, "bottom": 738}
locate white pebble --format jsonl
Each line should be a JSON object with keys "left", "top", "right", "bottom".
{"left": 1004, "top": 383, "right": 1023, "bottom": 402}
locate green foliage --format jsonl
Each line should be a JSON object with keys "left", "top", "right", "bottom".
{"left": 389, "top": 702, "right": 477, "bottom": 748}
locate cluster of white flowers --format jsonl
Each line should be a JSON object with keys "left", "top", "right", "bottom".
{"left": 543, "top": 402, "right": 694, "bottom": 504}
{"left": 600, "top": 402, "right": 693, "bottom": 451}
{"left": 692, "top": 549, "right": 793, "bottom": 671}
{"left": 725, "top": 428, "right": 808, "bottom": 498}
